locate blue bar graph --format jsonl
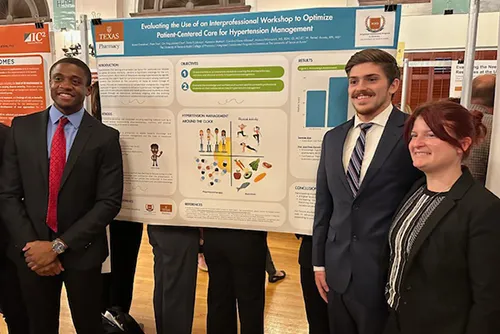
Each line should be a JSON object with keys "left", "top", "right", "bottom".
{"left": 327, "top": 77, "right": 349, "bottom": 128}
{"left": 305, "top": 91, "right": 327, "bottom": 128}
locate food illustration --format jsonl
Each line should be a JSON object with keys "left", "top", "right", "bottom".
{"left": 249, "top": 158, "right": 260, "bottom": 171}
{"left": 237, "top": 182, "right": 250, "bottom": 192}
{"left": 254, "top": 173, "right": 266, "bottom": 182}
{"left": 232, "top": 157, "right": 273, "bottom": 193}
{"left": 234, "top": 159, "right": 245, "bottom": 170}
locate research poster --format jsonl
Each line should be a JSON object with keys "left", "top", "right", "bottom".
{"left": 0, "top": 23, "right": 52, "bottom": 126}
{"left": 92, "top": 6, "right": 401, "bottom": 234}
{"left": 449, "top": 60, "right": 497, "bottom": 98}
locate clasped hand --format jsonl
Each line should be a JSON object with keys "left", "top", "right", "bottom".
{"left": 23, "top": 241, "right": 64, "bottom": 276}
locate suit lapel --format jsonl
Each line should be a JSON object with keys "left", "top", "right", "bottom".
{"left": 403, "top": 169, "right": 475, "bottom": 275}
{"left": 60, "top": 112, "right": 94, "bottom": 190}
{"left": 336, "top": 118, "right": 354, "bottom": 196}
{"left": 36, "top": 109, "right": 50, "bottom": 191}
{"left": 357, "top": 108, "right": 405, "bottom": 196}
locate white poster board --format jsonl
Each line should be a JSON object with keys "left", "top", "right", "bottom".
{"left": 92, "top": 6, "right": 402, "bottom": 235}
{"left": 450, "top": 60, "right": 497, "bottom": 98}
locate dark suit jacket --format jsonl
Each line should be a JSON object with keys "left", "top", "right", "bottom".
{"left": 384, "top": 169, "right": 500, "bottom": 334}
{"left": 0, "top": 123, "right": 9, "bottom": 255}
{"left": 0, "top": 108, "right": 123, "bottom": 270}
{"left": 312, "top": 108, "right": 421, "bottom": 307}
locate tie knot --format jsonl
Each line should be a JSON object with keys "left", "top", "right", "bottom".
{"left": 359, "top": 122, "right": 373, "bottom": 132}
{"left": 58, "top": 117, "right": 69, "bottom": 127}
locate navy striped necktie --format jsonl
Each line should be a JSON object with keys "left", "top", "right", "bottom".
{"left": 346, "top": 122, "right": 373, "bottom": 196}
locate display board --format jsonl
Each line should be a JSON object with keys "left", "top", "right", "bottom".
{"left": 92, "top": 6, "right": 401, "bottom": 234}
{"left": 0, "top": 23, "right": 52, "bottom": 126}
{"left": 449, "top": 60, "right": 497, "bottom": 98}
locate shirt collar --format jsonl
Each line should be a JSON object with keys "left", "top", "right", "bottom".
{"left": 49, "top": 105, "right": 85, "bottom": 128}
{"left": 354, "top": 104, "right": 393, "bottom": 128}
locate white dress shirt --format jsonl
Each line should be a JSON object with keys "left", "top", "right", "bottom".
{"left": 314, "top": 104, "right": 394, "bottom": 272}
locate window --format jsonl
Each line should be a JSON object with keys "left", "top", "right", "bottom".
{"left": 393, "top": 50, "right": 497, "bottom": 111}
{"left": 162, "top": 0, "right": 221, "bottom": 9}
{"left": 0, "top": 0, "right": 50, "bottom": 24}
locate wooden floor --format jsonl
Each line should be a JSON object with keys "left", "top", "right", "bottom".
{"left": 0, "top": 231, "right": 309, "bottom": 334}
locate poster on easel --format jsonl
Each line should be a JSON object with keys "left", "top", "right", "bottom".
{"left": 92, "top": 6, "right": 402, "bottom": 234}
{"left": 0, "top": 23, "right": 52, "bottom": 126}
{"left": 449, "top": 60, "right": 497, "bottom": 98}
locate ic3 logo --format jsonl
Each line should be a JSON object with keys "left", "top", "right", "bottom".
{"left": 24, "top": 32, "right": 47, "bottom": 43}
{"left": 98, "top": 26, "right": 120, "bottom": 41}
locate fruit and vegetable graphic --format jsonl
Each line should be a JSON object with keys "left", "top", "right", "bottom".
{"left": 254, "top": 172, "right": 266, "bottom": 182}
{"left": 233, "top": 158, "right": 272, "bottom": 192}
{"left": 249, "top": 158, "right": 260, "bottom": 171}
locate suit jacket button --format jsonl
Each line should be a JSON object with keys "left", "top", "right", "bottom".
{"left": 406, "top": 286, "right": 412, "bottom": 291}
{"left": 353, "top": 205, "right": 359, "bottom": 210}
{"left": 352, "top": 235, "right": 358, "bottom": 241}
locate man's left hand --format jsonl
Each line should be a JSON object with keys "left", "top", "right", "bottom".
{"left": 23, "top": 241, "right": 57, "bottom": 271}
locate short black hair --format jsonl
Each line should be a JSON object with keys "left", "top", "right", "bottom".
{"left": 151, "top": 143, "right": 159, "bottom": 149}
{"left": 49, "top": 57, "right": 92, "bottom": 87}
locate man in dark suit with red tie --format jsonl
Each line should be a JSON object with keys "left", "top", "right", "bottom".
{"left": 0, "top": 57, "right": 123, "bottom": 334}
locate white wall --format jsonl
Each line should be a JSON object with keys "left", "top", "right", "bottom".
{"left": 253, "top": 0, "right": 347, "bottom": 11}
{"left": 400, "top": 12, "right": 500, "bottom": 50}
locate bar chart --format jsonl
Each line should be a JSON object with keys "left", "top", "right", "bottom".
{"left": 305, "top": 77, "right": 348, "bottom": 128}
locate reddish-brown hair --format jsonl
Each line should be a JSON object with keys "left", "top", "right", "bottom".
{"left": 404, "top": 101, "right": 487, "bottom": 159}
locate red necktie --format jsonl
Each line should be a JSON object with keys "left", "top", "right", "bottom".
{"left": 46, "top": 117, "right": 69, "bottom": 232}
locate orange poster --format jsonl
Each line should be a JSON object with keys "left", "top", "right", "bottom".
{"left": 0, "top": 24, "right": 50, "bottom": 55}
{"left": 0, "top": 55, "right": 46, "bottom": 125}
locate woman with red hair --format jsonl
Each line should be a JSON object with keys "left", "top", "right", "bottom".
{"left": 384, "top": 100, "right": 500, "bottom": 334}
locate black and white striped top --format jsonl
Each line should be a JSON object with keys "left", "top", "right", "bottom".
{"left": 386, "top": 185, "right": 447, "bottom": 309}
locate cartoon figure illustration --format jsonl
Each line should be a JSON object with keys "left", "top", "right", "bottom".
{"left": 199, "top": 129, "right": 204, "bottom": 152}
{"left": 206, "top": 128, "right": 212, "bottom": 152}
{"left": 221, "top": 129, "right": 227, "bottom": 152}
{"left": 214, "top": 128, "right": 220, "bottom": 153}
{"left": 240, "top": 142, "right": 257, "bottom": 153}
{"left": 237, "top": 123, "right": 247, "bottom": 137}
{"left": 151, "top": 143, "right": 163, "bottom": 167}
{"left": 253, "top": 126, "right": 262, "bottom": 145}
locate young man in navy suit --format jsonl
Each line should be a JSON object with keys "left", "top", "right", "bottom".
{"left": 312, "top": 49, "right": 421, "bottom": 334}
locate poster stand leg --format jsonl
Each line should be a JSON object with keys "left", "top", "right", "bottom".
{"left": 400, "top": 58, "right": 409, "bottom": 112}
{"left": 460, "top": 0, "right": 480, "bottom": 109}
{"left": 79, "top": 14, "right": 91, "bottom": 112}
